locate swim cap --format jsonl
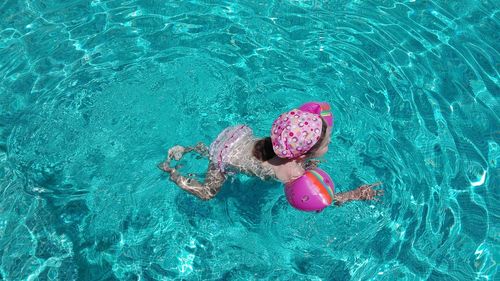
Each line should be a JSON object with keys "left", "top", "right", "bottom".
{"left": 284, "top": 167, "right": 335, "bottom": 212}
{"left": 270, "top": 109, "right": 323, "bottom": 159}
{"left": 299, "top": 102, "right": 333, "bottom": 127}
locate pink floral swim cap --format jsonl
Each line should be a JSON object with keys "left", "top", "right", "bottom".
{"left": 299, "top": 101, "right": 334, "bottom": 127}
{"left": 270, "top": 109, "right": 323, "bottom": 159}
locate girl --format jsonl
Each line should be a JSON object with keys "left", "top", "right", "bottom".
{"left": 158, "top": 102, "right": 382, "bottom": 206}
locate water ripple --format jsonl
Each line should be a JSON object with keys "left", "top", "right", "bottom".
{"left": 0, "top": 0, "right": 499, "bottom": 280}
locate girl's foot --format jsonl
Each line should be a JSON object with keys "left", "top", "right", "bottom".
{"left": 168, "top": 145, "right": 185, "bottom": 161}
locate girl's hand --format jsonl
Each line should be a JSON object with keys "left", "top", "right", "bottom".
{"left": 354, "top": 182, "right": 384, "bottom": 201}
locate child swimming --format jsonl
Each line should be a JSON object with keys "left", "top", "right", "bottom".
{"left": 158, "top": 102, "right": 383, "bottom": 206}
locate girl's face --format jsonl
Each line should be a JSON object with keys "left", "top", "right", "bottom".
{"left": 309, "top": 127, "right": 332, "bottom": 158}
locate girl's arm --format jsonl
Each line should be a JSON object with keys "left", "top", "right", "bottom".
{"left": 333, "top": 182, "right": 383, "bottom": 206}
{"left": 164, "top": 163, "right": 226, "bottom": 201}
{"left": 302, "top": 159, "right": 321, "bottom": 170}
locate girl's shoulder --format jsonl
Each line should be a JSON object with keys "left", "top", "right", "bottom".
{"left": 270, "top": 160, "right": 305, "bottom": 183}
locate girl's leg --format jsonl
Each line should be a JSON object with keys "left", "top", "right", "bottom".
{"left": 184, "top": 142, "right": 209, "bottom": 157}
{"left": 158, "top": 142, "right": 223, "bottom": 200}
{"left": 168, "top": 161, "right": 226, "bottom": 201}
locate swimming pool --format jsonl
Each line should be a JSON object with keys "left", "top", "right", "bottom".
{"left": 0, "top": 0, "right": 498, "bottom": 280}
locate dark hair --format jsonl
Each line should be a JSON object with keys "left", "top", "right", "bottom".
{"left": 253, "top": 118, "right": 328, "bottom": 161}
{"left": 252, "top": 137, "right": 275, "bottom": 161}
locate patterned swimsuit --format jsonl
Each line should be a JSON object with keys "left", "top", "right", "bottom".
{"left": 209, "top": 125, "right": 274, "bottom": 179}
{"left": 209, "top": 125, "right": 251, "bottom": 174}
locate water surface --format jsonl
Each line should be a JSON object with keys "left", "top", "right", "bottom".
{"left": 0, "top": 0, "right": 498, "bottom": 280}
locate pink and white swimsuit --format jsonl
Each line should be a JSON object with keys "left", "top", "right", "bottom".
{"left": 209, "top": 125, "right": 254, "bottom": 175}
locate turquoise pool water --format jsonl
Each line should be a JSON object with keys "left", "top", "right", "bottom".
{"left": 1, "top": 0, "right": 498, "bottom": 280}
